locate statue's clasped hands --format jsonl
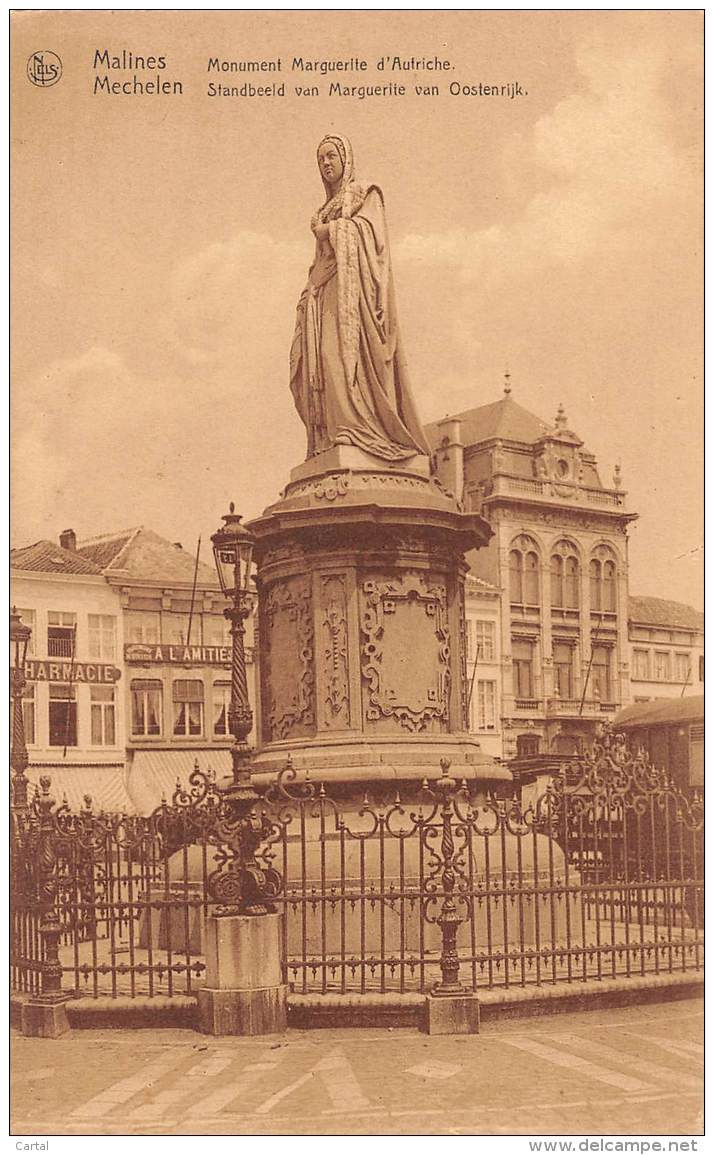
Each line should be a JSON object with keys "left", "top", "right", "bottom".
{"left": 311, "top": 219, "right": 330, "bottom": 243}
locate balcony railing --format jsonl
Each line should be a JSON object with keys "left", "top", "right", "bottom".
{"left": 514, "top": 698, "right": 541, "bottom": 711}
{"left": 487, "top": 474, "right": 625, "bottom": 509}
{"left": 47, "top": 636, "right": 74, "bottom": 658}
{"left": 546, "top": 697, "right": 618, "bottom": 717}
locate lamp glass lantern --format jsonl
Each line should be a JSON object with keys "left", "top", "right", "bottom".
{"left": 10, "top": 606, "right": 31, "bottom": 673}
{"left": 211, "top": 504, "right": 255, "bottom": 600}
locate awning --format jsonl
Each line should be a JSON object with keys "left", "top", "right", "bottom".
{"left": 25, "top": 763, "right": 135, "bottom": 814}
{"left": 127, "top": 748, "right": 232, "bottom": 815}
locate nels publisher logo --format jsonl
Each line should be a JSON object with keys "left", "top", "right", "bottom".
{"left": 27, "top": 50, "right": 63, "bottom": 88}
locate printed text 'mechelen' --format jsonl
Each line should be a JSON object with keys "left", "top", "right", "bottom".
{"left": 93, "top": 49, "right": 184, "bottom": 95}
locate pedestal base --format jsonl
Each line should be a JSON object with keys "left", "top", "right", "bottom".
{"left": 198, "top": 985, "right": 288, "bottom": 1036}
{"left": 199, "top": 912, "right": 286, "bottom": 1036}
{"left": 21, "top": 998, "right": 70, "bottom": 1038}
{"left": 424, "top": 993, "right": 480, "bottom": 1035}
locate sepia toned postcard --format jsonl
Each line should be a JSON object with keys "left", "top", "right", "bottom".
{"left": 10, "top": 8, "right": 703, "bottom": 1144}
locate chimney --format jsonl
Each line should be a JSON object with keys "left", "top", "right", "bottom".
{"left": 60, "top": 529, "right": 76, "bottom": 552}
{"left": 433, "top": 417, "right": 464, "bottom": 502}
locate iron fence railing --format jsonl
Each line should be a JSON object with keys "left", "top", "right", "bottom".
{"left": 10, "top": 729, "right": 704, "bottom": 1004}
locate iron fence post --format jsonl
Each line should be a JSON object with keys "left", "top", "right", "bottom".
{"left": 431, "top": 760, "right": 468, "bottom": 996}
{"left": 35, "top": 777, "right": 65, "bottom": 1002}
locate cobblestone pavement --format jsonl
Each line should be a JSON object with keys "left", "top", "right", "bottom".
{"left": 11, "top": 999, "right": 703, "bottom": 1136}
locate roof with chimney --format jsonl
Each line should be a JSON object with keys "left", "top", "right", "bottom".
{"left": 77, "top": 527, "right": 220, "bottom": 587}
{"left": 628, "top": 595, "right": 704, "bottom": 632}
{"left": 10, "top": 540, "right": 103, "bottom": 576}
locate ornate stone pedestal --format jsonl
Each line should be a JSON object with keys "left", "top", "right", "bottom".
{"left": 248, "top": 447, "right": 511, "bottom": 792}
{"left": 198, "top": 913, "right": 287, "bottom": 1036}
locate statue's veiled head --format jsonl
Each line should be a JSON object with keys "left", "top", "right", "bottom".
{"left": 317, "top": 135, "right": 354, "bottom": 194}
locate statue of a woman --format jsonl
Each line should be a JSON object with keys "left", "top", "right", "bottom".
{"left": 290, "top": 135, "right": 430, "bottom": 463}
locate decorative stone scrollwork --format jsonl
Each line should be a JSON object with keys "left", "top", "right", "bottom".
{"left": 262, "top": 577, "right": 315, "bottom": 741}
{"left": 320, "top": 573, "right": 350, "bottom": 727}
{"left": 360, "top": 572, "right": 451, "bottom": 733}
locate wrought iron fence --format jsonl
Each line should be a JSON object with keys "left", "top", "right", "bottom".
{"left": 10, "top": 728, "right": 703, "bottom": 1005}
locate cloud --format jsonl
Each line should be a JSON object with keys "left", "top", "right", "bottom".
{"left": 163, "top": 230, "right": 307, "bottom": 368}
{"left": 396, "top": 34, "right": 699, "bottom": 281}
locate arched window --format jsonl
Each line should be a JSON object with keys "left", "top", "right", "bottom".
{"left": 552, "top": 541, "right": 580, "bottom": 609}
{"left": 603, "top": 560, "right": 616, "bottom": 612}
{"left": 524, "top": 552, "right": 539, "bottom": 605}
{"left": 510, "top": 535, "right": 540, "bottom": 607}
{"left": 565, "top": 557, "right": 580, "bottom": 609}
{"left": 551, "top": 555, "right": 564, "bottom": 608}
{"left": 509, "top": 550, "right": 523, "bottom": 604}
{"left": 589, "top": 559, "right": 602, "bottom": 609}
{"left": 590, "top": 546, "right": 617, "bottom": 613}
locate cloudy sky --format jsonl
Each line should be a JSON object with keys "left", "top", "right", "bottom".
{"left": 12, "top": 11, "right": 702, "bottom": 606}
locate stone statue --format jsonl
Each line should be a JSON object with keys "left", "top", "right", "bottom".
{"left": 289, "top": 135, "right": 430, "bottom": 463}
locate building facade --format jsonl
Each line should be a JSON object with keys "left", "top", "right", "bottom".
{"left": 74, "top": 527, "right": 254, "bottom": 807}
{"left": 628, "top": 595, "right": 704, "bottom": 703}
{"left": 429, "top": 385, "right": 637, "bottom": 758}
{"left": 12, "top": 526, "right": 258, "bottom": 812}
{"left": 10, "top": 534, "right": 131, "bottom": 809}
{"left": 464, "top": 575, "right": 503, "bottom": 760}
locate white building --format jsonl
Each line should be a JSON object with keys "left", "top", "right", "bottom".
{"left": 464, "top": 575, "right": 503, "bottom": 760}
{"left": 10, "top": 531, "right": 132, "bottom": 810}
{"left": 628, "top": 596, "right": 704, "bottom": 703}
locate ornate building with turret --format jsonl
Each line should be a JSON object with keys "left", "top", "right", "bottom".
{"left": 427, "top": 382, "right": 638, "bottom": 757}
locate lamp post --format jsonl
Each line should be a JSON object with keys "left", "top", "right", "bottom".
{"left": 211, "top": 504, "right": 256, "bottom": 790}
{"left": 10, "top": 606, "right": 31, "bottom": 808}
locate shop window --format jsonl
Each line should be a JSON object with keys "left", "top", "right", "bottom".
{"left": 173, "top": 679, "right": 204, "bottom": 737}
{"left": 553, "top": 642, "right": 575, "bottom": 699}
{"left": 512, "top": 639, "right": 535, "bottom": 699}
{"left": 47, "top": 612, "right": 76, "bottom": 658}
{"left": 49, "top": 683, "right": 77, "bottom": 747}
{"left": 517, "top": 734, "right": 540, "bottom": 757}
{"left": 88, "top": 614, "right": 116, "bottom": 660}
{"left": 91, "top": 686, "right": 116, "bottom": 745}
{"left": 131, "top": 679, "right": 163, "bottom": 736}
{"left": 213, "top": 681, "right": 231, "bottom": 736}
{"left": 476, "top": 680, "right": 497, "bottom": 730}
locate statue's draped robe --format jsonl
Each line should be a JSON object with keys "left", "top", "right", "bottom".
{"left": 290, "top": 181, "right": 430, "bottom": 462}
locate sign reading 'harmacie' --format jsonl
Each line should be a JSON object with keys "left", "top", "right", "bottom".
{"left": 26, "top": 660, "right": 121, "bottom": 683}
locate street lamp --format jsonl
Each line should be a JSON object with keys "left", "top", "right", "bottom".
{"left": 10, "top": 606, "right": 32, "bottom": 805}
{"left": 211, "top": 504, "right": 256, "bottom": 788}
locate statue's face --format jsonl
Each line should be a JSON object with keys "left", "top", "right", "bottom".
{"left": 317, "top": 141, "right": 344, "bottom": 185}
